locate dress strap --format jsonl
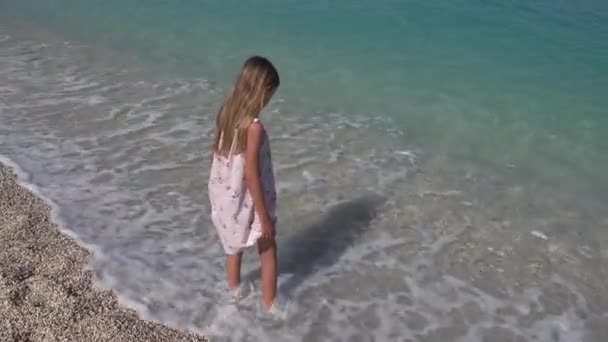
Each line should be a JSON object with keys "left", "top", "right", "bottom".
{"left": 218, "top": 131, "right": 225, "bottom": 150}
{"left": 228, "top": 128, "right": 238, "bottom": 158}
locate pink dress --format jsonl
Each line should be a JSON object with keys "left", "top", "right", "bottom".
{"left": 208, "top": 119, "right": 277, "bottom": 255}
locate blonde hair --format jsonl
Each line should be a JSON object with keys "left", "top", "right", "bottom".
{"left": 212, "top": 56, "right": 280, "bottom": 156}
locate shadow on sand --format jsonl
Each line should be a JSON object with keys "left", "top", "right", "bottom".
{"left": 244, "top": 193, "right": 384, "bottom": 296}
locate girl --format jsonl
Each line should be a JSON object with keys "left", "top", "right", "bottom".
{"left": 208, "top": 56, "right": 280, "bottom": 311}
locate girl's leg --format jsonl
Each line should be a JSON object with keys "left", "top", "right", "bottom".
{"left": 257, "top": 238, "right": 277, "bottom": 309}
{"left": 226, "top": 252, "right": 243, "bottom": 290}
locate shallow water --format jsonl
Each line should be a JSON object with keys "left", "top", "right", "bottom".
{"left": 1, "top": 2, "right": 608, "bottom": 341}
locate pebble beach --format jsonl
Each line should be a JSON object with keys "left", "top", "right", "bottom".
{"left": 0, "top": 163, "right": 208, "bottom": 342}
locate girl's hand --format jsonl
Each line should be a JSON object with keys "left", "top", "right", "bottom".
{"left": 261, "top": 219, "right": 276, "bottom": 240}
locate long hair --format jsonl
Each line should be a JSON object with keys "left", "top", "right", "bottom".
{"left": 212, "top": 56, "right": 280, "bottom": 156}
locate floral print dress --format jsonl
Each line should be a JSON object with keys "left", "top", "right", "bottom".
{"left": 208, "top": 119, "right": 277, "bottom": 255}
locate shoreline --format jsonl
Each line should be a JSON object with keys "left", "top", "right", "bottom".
{"left": 0, "top": 162, "right": 208, "bottom": 342}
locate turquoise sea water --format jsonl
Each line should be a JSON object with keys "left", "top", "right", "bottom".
{"left": 1, "top": 1, "right": 608, "bottom": 341}
{"left": 3, "top": 0, "right": 608, "bottom": 196}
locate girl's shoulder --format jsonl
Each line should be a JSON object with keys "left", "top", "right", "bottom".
{"left": 246, "top": 118, "right": 270, "bottom": 148}
{"left": 247, "top": 118, "right": 266, "bottom": 135}
{"left": 250, "top": 117, "right": 263, "bottom": 127}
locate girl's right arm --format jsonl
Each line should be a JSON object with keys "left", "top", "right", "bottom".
{"left": 244, "top": 121, "right": 275, "bottom": 239}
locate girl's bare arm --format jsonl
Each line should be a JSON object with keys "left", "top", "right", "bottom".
{"left": 244, "top": 122, "right": 274, "bottom": 237}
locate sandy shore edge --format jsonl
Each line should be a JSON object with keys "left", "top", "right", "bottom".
{"left": 0, "top": 162, "right": 208, "bottom": 342}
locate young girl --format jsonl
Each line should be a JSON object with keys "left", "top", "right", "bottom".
{"left": 208, "top": 56, "right": 280, "bottom": 310}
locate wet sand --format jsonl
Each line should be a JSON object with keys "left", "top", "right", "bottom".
{"left": 0, "top": 162, "right": 208, "bottom": 342}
